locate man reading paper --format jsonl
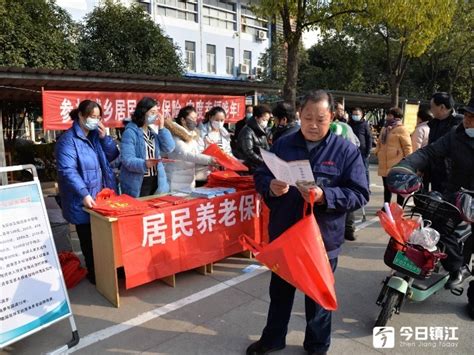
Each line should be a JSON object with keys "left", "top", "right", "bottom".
{"left": 249, "top": 90, "right": 369, "bottom": 355}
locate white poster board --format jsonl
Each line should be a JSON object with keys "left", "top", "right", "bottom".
{"left": 0, "top": 180, "right": 72, "bottom": 348}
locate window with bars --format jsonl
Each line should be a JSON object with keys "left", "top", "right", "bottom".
{"left": 243, "top": 50, "right": 252, "bottom": 70}
{"left": 202, "top": 0, "right": 236, "bottom": 31}
{"left": 241, "top": 4, "right": 268, "bottom": 36}
{"left": 157, "top": 0, "right": 198, "bottom": 22}
{"left": 185, "top": 41, "right": 196, "bottom": 71}
{"left": 207, "top": 44, "right": 216, "bottom": 73}
{"left": 225, "top": 47, "right": 234, "bottom": 75}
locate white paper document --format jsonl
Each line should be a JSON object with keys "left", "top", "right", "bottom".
{"left": 260, "top": 149, "right": 315, "bottom": 186}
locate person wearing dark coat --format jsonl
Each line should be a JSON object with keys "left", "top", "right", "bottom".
{"left": 231, "top": 104, "right": 253, "bottom": 153}
{"left": 390, "top": 97, "right": 474, "bottom": 295}
{"left": 55, "top": 100, "right": 119, "bottom": 284}
{"left": 427, "top": 92, "right": 463, "bottom": 192}
{"left": 349, "top": 107, "right": 372, "bottom": 186}
{"left": 271, "top": 102, "right": 300, "bottom": 143}
{"left": 247, "top": 91, "right": 369, "bottom": 355}
{"left": 236, "top": 104, "right": 271, "bottom": 172}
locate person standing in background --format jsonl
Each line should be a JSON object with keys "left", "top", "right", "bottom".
{"left": 428, "top": 92, "right": 463, "bottom": 193}
{"left": 375, "top": 107, "right": 412, "bottom": 207}
{"left": 411, "top": 108, "right": 433, "bottom": 151}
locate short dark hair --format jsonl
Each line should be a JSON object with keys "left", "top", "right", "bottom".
{"left": 417, "top": 107, "right": 433, "bottom": 122}
{"left": 431, "top": 92, "right": 454, "bottom": 110}
{"left": 300, "top": 90, "right": 335, "bottom": 113}
{"left": 132, "top": 97, "right": 158, "bottom": 127}
{"left": 203, "top": 106, "right": 226, "bottom": 124}
{"left": 352, "top": 107, "right": 363, "bottom": 113}
{"left": 335, "top": 102, "right": 344, "bottom": 110}
{"left": 272, "top": 102, "right": 296, "bottom": 123}
{"left": 245, "top": 105, "right": 253, "bottom": 111}
{"left": 388, "top": 107, "right": 404, "bottom": 119}
{"left": 176, "top": 105, "right": 196, "bottom": 126}
{"left": 253, "top": 104, "right": 272, "bottom": 119}
{"left": 69, "top": 100, "right": 102, "bottom": 121}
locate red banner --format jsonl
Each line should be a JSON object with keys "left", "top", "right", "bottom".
{"left": 42, "top": 90, "right": 246, "bottom": 130}
{"left": 116, "top": 190, "right": 263, "bottom": 289}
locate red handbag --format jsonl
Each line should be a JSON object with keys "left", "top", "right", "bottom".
{"left": 240, "top": 193, "right": 338, "bottom": 311}
{"left": 58, "top": 251, "right": 87, "bottom": 289}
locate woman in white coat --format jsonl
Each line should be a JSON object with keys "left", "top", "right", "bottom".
{"left": 411, "top": 108, "right": 432, "bottom": 151}
{"left": 165, "top": 106, "right": 218, "bottom": 192}
{"left": 200, "top": 106, "right": 233, "bottom": 155}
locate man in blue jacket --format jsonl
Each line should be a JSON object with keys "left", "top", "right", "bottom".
{"left": 248, "top": 90, "right": 369, "bottom": 355}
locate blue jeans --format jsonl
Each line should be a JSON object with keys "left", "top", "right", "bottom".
{"left": 260, "top": 258, "right": 338, "bottom": 352}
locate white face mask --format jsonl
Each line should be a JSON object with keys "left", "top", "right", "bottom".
{"left": 259, "top": 120, "right": 268, "bottom": 129}
{"left": 85, "top": 117, "right": 99, "bottom": 130}
{"left": 465, "top": 127, "right": 474, "bottom": 138}
{"left": 211, "top": 120, "right": 224, "bottom": 130}
{"left": 146, "top": 114, "right": 157, "bottom": 125}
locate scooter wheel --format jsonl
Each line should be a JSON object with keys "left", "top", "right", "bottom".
{"left": 375, "top": 289, "right": 402, "bottom": 327}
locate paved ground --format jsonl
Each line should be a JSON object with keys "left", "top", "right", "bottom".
{"left": 2, "top": 165, "right": 473, "bottom": 355}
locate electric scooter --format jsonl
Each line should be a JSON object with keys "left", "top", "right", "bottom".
{"left": 374, "top": 193, "right": 472, "bottom": 326}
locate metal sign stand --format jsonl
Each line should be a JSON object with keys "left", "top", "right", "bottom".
{"left": 0, "top": 165, "right": 79, "bottom": 352}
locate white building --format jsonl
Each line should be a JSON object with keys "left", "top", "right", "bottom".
{"left": 141, "top": 0, "right": 270, "bottom": 80}
{"left": 58, "top": 0, "right": 271, "bottom": 80}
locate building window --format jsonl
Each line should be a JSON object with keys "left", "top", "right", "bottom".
{"left": 185, "top": 41, "right": 196, "bottom": 72}
{"left": 157, "top": 0, "right": 198, "bottom": 22}
{"left": 241, "top": 4, "right": 268, "bottom": 37}
{"left": 225, "top": 47, "right": 234, "bottom": 75}
{"left": 202, "top": 0, "right": 236, "bottom": 31}
{"left": 207, "top": 44, "right": 216, "bottom": 73}
{"left": 243, "top": 50, "right": 252, "bottom": 70}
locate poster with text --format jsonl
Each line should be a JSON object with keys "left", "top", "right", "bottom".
{"left": 0, "top": 182, "right": 71, "bottom": 348}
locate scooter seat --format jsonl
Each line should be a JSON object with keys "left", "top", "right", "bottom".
{"left": 411, "top": 272, "right": 448, "bottom": 291}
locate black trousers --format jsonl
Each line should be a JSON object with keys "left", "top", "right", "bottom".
{"left": 382, "top": 177, "right": 405, "bottom": 206}
{"left": 260, "top": 258, "right": 338, "bottom": 353}
{"left": 75, "top": 223, "right": 94, "bottom": 275}
{"left": 441, "top": 224, "right": 472, "bottom": 272}
{"left": 140, "top": 176, "right": 158, "bottom": 197}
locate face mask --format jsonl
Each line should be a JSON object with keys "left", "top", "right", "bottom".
{"left": 186, "top": 119, "right": 197, "bottom": 130}
{"left": 245, "top": 113, "right": 252, "bottom": 120}
{"left": 352, "top": 115, "right": 361, "bottom": 122}
{"left": 259, "top": 120, "right": 268, "bottom": 129}
{"left": 465, "top": 127, "right": 474, "bottom": 138}
{"left": 146, "top": 114, "right": 157, "bottom": 125}
{"left": 211, "top": 120, "right": 224, "bottom": 130}
{"left": 85, "top": 117, "right": 99, "bottom": 131}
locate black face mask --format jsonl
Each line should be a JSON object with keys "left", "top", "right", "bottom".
{"left": 185, "top": 119, "right": 197, "bottom": 130}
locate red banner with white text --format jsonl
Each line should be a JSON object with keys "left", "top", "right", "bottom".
{"left": 116, "top": 190, "right": 263, "bottom": 289}
{"left": 42, "top": 90, "right": 246, "bottom": 130}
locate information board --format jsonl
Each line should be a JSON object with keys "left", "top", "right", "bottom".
{"left": 0, "top": 181, "right": 72, "bottom": 348}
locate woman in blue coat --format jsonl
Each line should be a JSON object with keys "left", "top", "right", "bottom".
{"left": 55, "top": 100, "right": 119, "bottom": 284}
{"left": 120, "top": 97, "right": 175, "bottom": 197}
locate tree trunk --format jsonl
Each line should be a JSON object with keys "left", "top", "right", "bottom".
{"left": 390, "top": 76, "right": 400, "bottom": 108}
{"left": 283, "top": 37, "right": 300, "bottom": 107}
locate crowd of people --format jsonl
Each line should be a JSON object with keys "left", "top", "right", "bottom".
{"left": 54, "top": 90, "right": 474, "bottom": 354}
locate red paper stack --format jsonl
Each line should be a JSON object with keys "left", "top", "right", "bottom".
{"left": 93, "top": 188, "right": 150, "bottom": 217}
{"left": 206, "top": 170, "right": 255, "bottom": 190}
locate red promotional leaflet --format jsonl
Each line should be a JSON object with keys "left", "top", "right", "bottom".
{"left": 202, "top": 144, "right": 249, "bottom": 171}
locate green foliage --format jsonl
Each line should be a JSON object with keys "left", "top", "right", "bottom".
{"left": 0, "top": 0, "right": 79, "bottom": 68}
{"left": 79, "top": 0, "right": 184, "bottom": 76}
